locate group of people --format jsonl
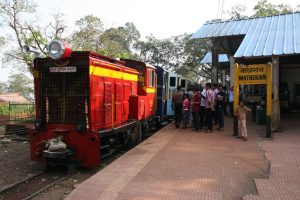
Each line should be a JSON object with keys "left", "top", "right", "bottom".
{"left": 172, "top": 83, "right": 251, "bottom": 140}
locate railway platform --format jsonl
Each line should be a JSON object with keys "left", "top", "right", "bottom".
{"left": 65, "top": 115, "right": 300, "bottom": 200}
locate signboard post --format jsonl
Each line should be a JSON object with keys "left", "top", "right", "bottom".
{"left": 233, "top": 64, "right": 272, "bottom": 138}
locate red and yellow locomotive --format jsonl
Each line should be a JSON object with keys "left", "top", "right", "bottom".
{"left": 30, "top": 40, "right": 156, "bottom": 167}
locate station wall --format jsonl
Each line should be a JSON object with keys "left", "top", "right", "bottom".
{"left": 281, "top": 67, "right": 300, "bottom": 108}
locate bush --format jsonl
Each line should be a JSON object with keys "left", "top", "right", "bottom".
{"left": 0, "top": 104, "right": 9, "bottom": 115}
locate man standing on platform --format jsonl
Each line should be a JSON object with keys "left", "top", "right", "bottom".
{"left": 172, "top": 86, "right": 184, "bottom": 128}
{"left": 212, "top": 84, "right": 219, "bottom": 125}
{"left": 216, "top": 86, "right": 225, "bottom": 131}
{"left": 228, "top": 86, "right": 234, "bottom": 117}
{"left": 199, "top": 87, "right": 206, "bottom": 129}
{"left": 192, "top": 87, "right": 201, "bottom": 131}
{"left": 205, "top": 83, "right": 215, "bottom": 133}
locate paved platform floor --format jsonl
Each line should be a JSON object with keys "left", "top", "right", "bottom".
{"left": 244, "top": 112, "right": 300, "bottom": 200}
{"left": 66, "top": 116, "right": 279, "bottom": 200}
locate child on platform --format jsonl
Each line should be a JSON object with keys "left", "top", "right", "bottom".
{"left": 236, "top": 100, "right": 251, "bottom": 141}
{"left": 182, "top": 94, "right": 190, "bottom": 129}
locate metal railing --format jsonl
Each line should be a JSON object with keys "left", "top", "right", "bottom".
{"left": 0, "top": 102, "right": 36, "bottom": 123}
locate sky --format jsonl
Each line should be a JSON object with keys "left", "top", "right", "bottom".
{"left": 0, "top": 0, "right": 300, "bottom": 81}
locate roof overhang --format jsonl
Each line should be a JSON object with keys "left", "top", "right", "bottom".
{"left": 192, "top": 12, "right": 300, "bottom": 58}
{"left": 200, "top": 52, "right": 229, "bottom": 64}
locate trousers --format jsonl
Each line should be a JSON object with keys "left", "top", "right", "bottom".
{"left": 182, "top": 110, "right": 190, "bottom": 127}
{"left": 205, "top": 108, "right": 212, "bottom": 131}
{"left": 174, "top": 103, "right": 183, "bottom": 128}
{"left": 238, "top": 119, "right": 247, "bottom": 138}
{"left": 217, "top": 107, "right": 224, "bottom": 128}
{"left": 199, "top": 106, "right": 206, "bottom": 128}
{"left": 192, "top": 111, "right": 199, "bottom": 130}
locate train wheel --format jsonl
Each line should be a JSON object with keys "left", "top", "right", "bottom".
{"left": 128, "top": 123, "right": 141, "bottom": 148}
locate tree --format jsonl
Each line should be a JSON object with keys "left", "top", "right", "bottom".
{"left": 70, "top": 15, "right": 140, "bottom": 58}
{"left": 0, "top": 0, "right": 66, "bottom": 75}
{"left": 253, "top": 0, "right": 293, "bottom": 17}
{"left": 0, "top": 37, "right": 5, "bottom": 48}
{"left": 228, "top": 4, "right": 247, "bottom": 20}
{"left": 6, "top": 73, "right": 33, "bottom": 100}
{"left": 0, "top": 82, "right": 7, "bottom": 94}
{"left": 123, "top": 22, "right": 140, "bottom": 50}
{"left": 70, "top": 15, "right": 104, "bottom": 51}
{"left": 99, "top": 27, "right": 131, "bottom": 58}
{"left": 135, "top": 35, "right": 180, "bottom": 70}
{"left": 135, "top": 34, "right": 211, "bottom": 82}
{"left": 173, "top": 34, "right": 211, "bottom": 82}
{"left": 98, "top": 22, "right": 141, "bottom": 58}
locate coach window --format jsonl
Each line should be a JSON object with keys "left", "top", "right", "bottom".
{"left": 170, "top": 77, "right": 176, "bottom": 87}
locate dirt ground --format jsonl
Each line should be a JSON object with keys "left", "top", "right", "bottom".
{"left": 0, "top": 133, "right": 45, "bottom": 189}
{"left": 0, "top": 124, "right": 123, "bottom": 200}
{"left": 0, "top": 137, "right": 108, "bottom": 200}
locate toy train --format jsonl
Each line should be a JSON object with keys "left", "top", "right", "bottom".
{"left": 29, "top": 40, "right": 190, "bottom": 167}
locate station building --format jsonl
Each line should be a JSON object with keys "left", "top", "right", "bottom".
{"left": 192, "top": 12, "right": 300, "bottom": 134}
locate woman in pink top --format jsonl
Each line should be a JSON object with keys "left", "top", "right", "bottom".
{"left": 182, "top": 94, "right": 190, "bottom": 129}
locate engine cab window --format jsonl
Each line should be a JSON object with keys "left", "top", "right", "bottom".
{"left": 149, "top": 69, "right": 155, "bottom": 87}
{"left": 138, "top": 71, "right": 145, "bottom": 87}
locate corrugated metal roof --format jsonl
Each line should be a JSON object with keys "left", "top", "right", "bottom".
{"left": 200, "top": 52, "right": 229, "bottom": 64}
{"left": 191, "top": 12, "right": 300, "bottom": 58}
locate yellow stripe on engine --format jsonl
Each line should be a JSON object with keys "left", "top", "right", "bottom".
{"left": 90, "top": 66, "right": 138, "bottom": 81}
{"left": 146, "top": 87, "right": 156, "bottom": 93}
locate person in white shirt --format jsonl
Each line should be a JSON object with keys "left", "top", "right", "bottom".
{"left": 199, "top": 87, "right": 206, "bottom": 129}
{"left": 205, "top": 83, "right": 215, "bottom": 133}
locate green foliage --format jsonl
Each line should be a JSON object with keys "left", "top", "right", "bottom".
{"left": 0, "top": 82, "right": 7, "bottom": 93}
{"left": 135, "top": 35, "right": 180, "bottom": 69}
{"left": 71, "top": 16, "right": 141, "bottom": 59}
{"left": 0, "top": 103, "right": 35, "bottom": 120}
{"left": 9, "top": 103, "right": 35, "bottom": 120}
{"left": 100, "top": 27, "right": 131, "bottom": 57}
{"left": 6, "top": 73, "right": 33, "bottom": 100}
{"left": 0, "top": 0, "right": 66, "bottom": 75}
{"left": 174, "top": 34, "right": 211, "bottom": 81}
{"left": 71, "top": 15, "right": 104, "bottom": 51}
{"left": 134, "top": 33, "right": 211, "bottom": 82}
{"left": 253, "top": 0, "right": 293, "bottom": 17}
{"left": 0, "top": 104, "right": 9, "bottom": 115}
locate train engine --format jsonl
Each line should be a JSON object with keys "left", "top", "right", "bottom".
{"left": 30, "top": 40, "right": 157, "bottom": 167}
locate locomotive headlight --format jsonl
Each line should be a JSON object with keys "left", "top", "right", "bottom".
{"left": 48, "top": 40, "right": 72, "bottom": 60}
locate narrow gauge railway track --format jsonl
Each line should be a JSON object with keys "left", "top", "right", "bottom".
{"left": 0, "top": 150, "right": 130, "bottom": 200}
{"left": 0, "top": 167, "right": 70, "bottom": 200}
{"left": 0, "top": 121, "right": 170, "bottom": 200}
